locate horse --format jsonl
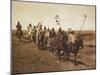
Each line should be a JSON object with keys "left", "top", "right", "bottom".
{"left": 31, "top": 30, "right": 37, "bottom": 44}
{"left": 37, "top": 31, "right": 45, "bottom": 49}
{"left": 53, "top": 31, "right": 69, "bottom": 61}
{"left": 54, "top": 31, "right": 84, "bottom": 65}
{"left": 43, "top": 30, "right": 50, "bottom": 49}
{"left": 48, "top": 30, "right": 57, "bottom": 53}
{"left": 65, "top": 36, "right": 84, "bottom": 65}
{"left": 16, "top": 29, "right": 23, "bottom": 41}
{"left": 27, "top": 27, "right": 33, "bottom": 40}
{"left": 54, "top": 32, "right": 65, "bottom": 60}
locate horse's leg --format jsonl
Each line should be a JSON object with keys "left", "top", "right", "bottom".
{"left": 37, "top": 36, "right": 40, "bottom": 48}
{"left": 20, "top": 32, "right": 23, "bottom": 41}
{"left": 16, "top": 31, "right": 18, "bottom": 37}
{"left": 42, "top": 36, "right": 45, "bottom": 49}
{"left": 66, "top": 51, "right": 70, "bottom": 61}
{"left": 18, "top": 34, "right": 21, "bottom": 41}
{"left": 36, "top": 35, "right": 38, "bottom": 46}
{"left": 34, "top": 35, "right": 36, "bottom": 44}
{"left": 59, "top": 50, "right": 61, "bottom": 60}
{"left": 57, "top": 50, "right": 60, "bottom": 60}
{"left": 42, "top": 40, "right": 44, "bottom": 49}
{"left": 55, "top": 50, "right": 58, "bottom": 60}
{"left": 62, "top": 50, "right": 65, "bottom": 61}
{"left": 66, "top": 46, "right": 70, "bottom": 61}
{"left": 64, "top": 51, "right": 67, "bottom": 61}
{"left": 74, "top": 53, "right": 78, "bottom": 66}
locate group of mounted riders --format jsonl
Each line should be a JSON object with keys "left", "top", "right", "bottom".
{"left": 16, "top": 21, "right": 84, "bottom": 65}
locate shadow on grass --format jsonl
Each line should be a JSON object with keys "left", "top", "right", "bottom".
{"left": 67, "top": 59, "right": 89, "bottom": 66}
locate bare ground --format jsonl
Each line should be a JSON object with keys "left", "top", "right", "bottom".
{"left": 12, "top": 31, "right": 96, "bottom": 74}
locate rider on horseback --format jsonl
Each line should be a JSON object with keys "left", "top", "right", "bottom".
{"left": 27, "top": 24, "right": 33, "bottom": 40}
{"left": 16, "top": 21, "right": 23, "bottom": 41}
{"left": 32, "top": 26, "right": 37, "bottom": 44}
{"left": 36, "top": 23, "right": 43, "bottom": 46}
{"left": 45, "top": 28, "right": 50, "bottom": 48}
{"left": 49, "top": 28, "right": 56, "bottom": 38}
{"left": 43, "top": 26, "right": 47, "bottom": 47}
{"left": 68, "top": 30, "right": 76, "bottom": 52}
{"left": 49, "top": 28, "right": 56, "bottom": 52}
{"left": 16, "top": 21, "right": 22, "bottom": 36}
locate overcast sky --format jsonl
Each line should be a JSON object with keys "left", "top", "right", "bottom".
{"left": 12, "top": 1, "right": 95, "bottom": 30}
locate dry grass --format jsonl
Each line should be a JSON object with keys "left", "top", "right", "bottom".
{"left": 12, "top": 30, "right": 96, "bottom": 74}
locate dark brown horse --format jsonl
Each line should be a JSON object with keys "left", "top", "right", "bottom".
{"left": 37, "top": 31, "right": 45, "bottom": 49}
{"left": 54, "top": 31, "right": 65, "bottom": 60}
{"left": 55, "top": 31, "right": 69, "bottom": 61}
{"left": 54, "top": 31, "right": 84, "bottom": 65}
{"left": 66, "top": 36, "right": 84, "bottom": 65}
{"left": 16, "top": 29, "right": 23, "bottom": 41}
{"left": 32, "top": 30, "right": 37, "bottom": 44}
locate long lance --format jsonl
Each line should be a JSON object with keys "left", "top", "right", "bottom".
{"left": 78, "top": 15, "right": 87, "bottom": 37}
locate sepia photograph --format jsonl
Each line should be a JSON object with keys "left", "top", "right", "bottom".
{"left": 11, "top": 0, "right": 96, "bottom": 74}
